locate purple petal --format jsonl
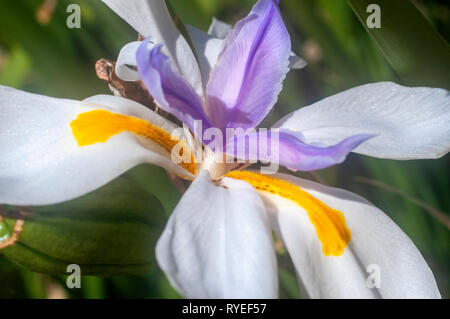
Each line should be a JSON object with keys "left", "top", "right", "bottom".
{"left": 226, "top": 129, "right": 375, "bottom": 171}
{"left": 205, "top": 0, "right": 291, "bottom": 131}
{"left": 136, "top": 39, "right": 212, "bottom": 131}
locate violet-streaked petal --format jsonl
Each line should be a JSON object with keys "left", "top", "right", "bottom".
{"left": 226, "top": 129, "right": 374, "bottom": 171}
{"left": 275, "top": 131, "right": 375, "bottom": 171}
{"left": 136, "top": 40, "right": 212, "bottom": 131}
{"left": 205, "top": 0, "right": 291, "bottom": 131}
{"left": 207, "top": 16, "right": 306, "bottom": 70}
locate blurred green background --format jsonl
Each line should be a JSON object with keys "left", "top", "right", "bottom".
{"left": 0, "top": 0, "right": 448, "bottom": 298}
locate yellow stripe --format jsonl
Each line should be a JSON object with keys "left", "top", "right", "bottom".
{"left": 70, "top": 110, "right": 196, "bottom": 175}
{"left": 225, "top": 171, "right": 351, "bottom": 256}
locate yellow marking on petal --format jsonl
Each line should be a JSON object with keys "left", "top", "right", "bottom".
{"left": 70, "top": 110, "right": 196, "bottom": 175}
{"left": 225, "top": 171, "right": 351, "bottom": 256}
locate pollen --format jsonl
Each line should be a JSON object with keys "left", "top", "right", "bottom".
{"left": 70, "top": 110, "right": 196, "bottom": 175}
{"left": 225, "top": 171, "right": 351, "bottom": 256}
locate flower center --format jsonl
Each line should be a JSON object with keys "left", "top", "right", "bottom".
{"left": 225, "top": 171, "right": 351, "bottom": 256}
{"left": 70, "top": 110, "right": 196, "bottom": 175}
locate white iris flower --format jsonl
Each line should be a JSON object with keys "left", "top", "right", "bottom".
{"left": 0, "top": 0, "right": 448, "bottom": 299}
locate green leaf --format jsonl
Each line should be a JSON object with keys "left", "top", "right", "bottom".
{"left": 0, "top": 45, "right": 31, "bottom": 87}
{"left": 124, "top": 164, "right": 182, "bottom": 214}
{"left": 284, "top": 0, "right": 369, "bottom": 87}
{"left": 279, "top": 267, "right": 301, "bottom": 299}
{"left": 0, "top": 217, "right": 12, "bottom": 242}
{"left": 348, "top": 0, "right": 450, "bottom": 89}
{"left": 0, "top": 256, "right": 29, "bottom": 298}
{"left": 0, "top": 177, "right": 166, "bottom": 276}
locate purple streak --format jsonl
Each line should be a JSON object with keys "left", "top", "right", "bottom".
{"left": 205, "top": 0, "right": 291, "bottom": 131}
{"left": 136, "top": 40, "right": 212, "bottom": 132}
{"left": 226, "top": 129, "right": 375, "bottom": 171}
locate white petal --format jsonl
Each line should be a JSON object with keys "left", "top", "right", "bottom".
{"left": 0, "top": 86, "right": 191, "bottom": 205}
{"left": 259, "top": 173, "right": 441, "bottom": 298}
{"left": 103, "top": 0, "right": 204, "bottom": 96}
{"left": 185, "top": 25, "right": 225, "bottom": 87}
{"left": 207, "top": 17, "right": 232, "bottom": 39}
{"left": 156, "top": 170, "right": 278, "bottom": 298}
{"left": 115, "top": 41, "right": 143, "bottom": 81}
{"left": 277, "top": 82, "right": 450, "bottom": 159}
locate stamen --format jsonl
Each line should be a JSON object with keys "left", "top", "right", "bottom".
{"left": 70, "top": 110, "right": 196, "bottom": 175}
{"left": 225, "top": 171, "right": 351, "bottom": 256}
